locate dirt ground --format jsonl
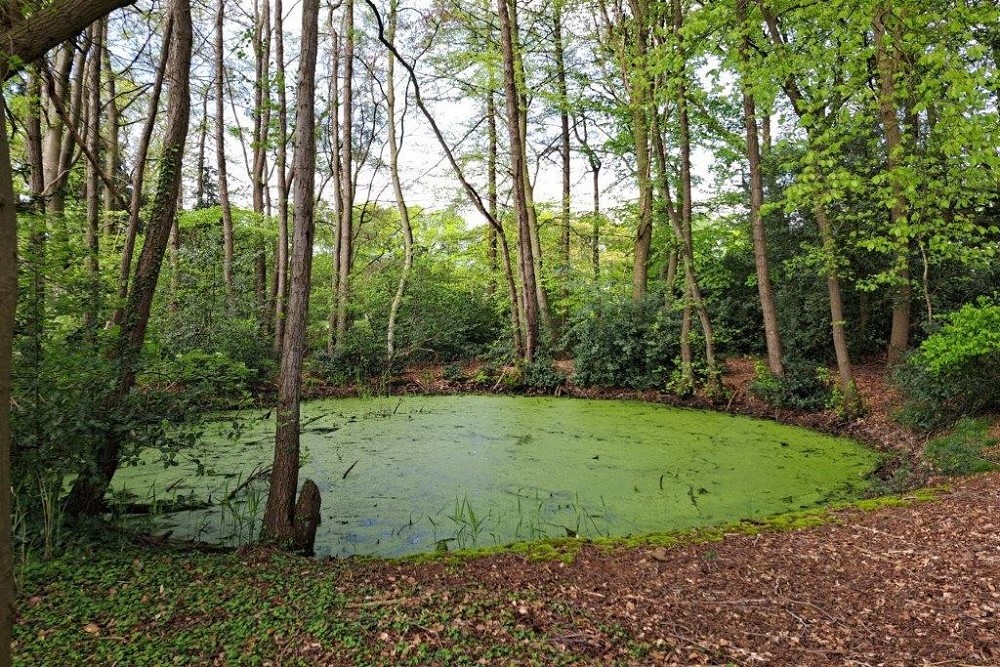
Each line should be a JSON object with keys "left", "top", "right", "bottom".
{"left": 316, "top": 471, "right": 999, "bottom": 666}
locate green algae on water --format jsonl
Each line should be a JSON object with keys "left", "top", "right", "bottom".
{"left": 111, "top": 396, "right": 879, "bottom": 557}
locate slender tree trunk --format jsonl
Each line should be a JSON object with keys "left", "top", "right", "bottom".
{"left": 760, "top": 5, "right": 859, "bottom": 413}
{"left": 263, "top": 0, "right": 321, "bottom": 554}
{"left": 42, "top": 44, "right": 72, "bottom": 217}
{"left": 737, "top": 0, "right": 783, "bottom": 376}
{"left": 327, "top": 16, "right": 341, "bottom": 354}
{"left": 25, "top": 66, "right": 46, "bottom": 388}
{"left": 591, "top": 162, "right": 600, "bottom": 280}
{"left": 84, "top": 24, "right": 103, "bottom": 330}
{"left": 486, "top": 90, "right": 499, "bottom": 295}
{"left": 816, "top": 205, "right": 859, "bottom": 410}
{"left": 65, "top": 0, "right": 192, "bottom": 516}
{"left": 215, "top": 0, "right": 235, "bottom": 304}
{"left": 0, "top": 90, "right": 18, "bottom": 667}
{"left": 334, "top": 0, "right": 355, "bottom": 351}
{"left": 385, "top": 1, "right": 413, "bottom": 362}
{"left": 510, "top": 5, "right": 551, "bottom": 341}
{"left": 498, "top": 0, "right": 539, "bottom": 361}
{"left": 273, "top": 0, "right": 291, "bottom": 353}
{"left": 193, "top": 88, "right": 208, "bottom": 208}
{"left": 553, "top": 2, "right": 571, "bottom": 327}
{"left": 671, "top": 0, "right": 718, "bottom": 386}
{"left": 116, "top": 15, "right": 172, "bottom": 324}
{"left": 875, "top": 2, "right": 911, "bottom": 366}
{"left": 168, "top": 212, "right": 181, "bottom": 312}
{"left": 252, "top": 0, "right": 272, "bottom": 324}
{"left": 366, "top": 0, "right": 524, "bottom": 357}
{"left": 102, "top": 22, "right": 121, "bottom": 221}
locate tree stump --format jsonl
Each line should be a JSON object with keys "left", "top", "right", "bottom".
{"left": 292, "top": 479, "right": 321, "bottom": 556}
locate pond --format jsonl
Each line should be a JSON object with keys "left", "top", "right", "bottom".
{"left": 111, "top": 395, "right": 879, "bottom": 558}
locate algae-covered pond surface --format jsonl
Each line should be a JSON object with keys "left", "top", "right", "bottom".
{"left": 111, "top": 396, "right": 879, "bottom": 557}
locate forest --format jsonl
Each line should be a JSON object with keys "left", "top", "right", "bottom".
{"left": 1, "top": 0, "right": 999, "bottom": 664}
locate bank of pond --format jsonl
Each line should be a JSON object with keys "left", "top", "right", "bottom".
{"left": 111, "top": 395, "right": 880, "bottom": 558}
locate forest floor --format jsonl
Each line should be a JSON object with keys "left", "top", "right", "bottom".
{"left": 14, "top": 360, "right": 1000, "bottom": 666}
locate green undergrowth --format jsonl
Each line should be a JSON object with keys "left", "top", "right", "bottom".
{"left": 13, "top": 486, "right": 946, "bottom": 666}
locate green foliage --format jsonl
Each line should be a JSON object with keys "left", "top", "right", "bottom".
{"left": 749, "top": 358, "right": 832, "bottom": 411}
{"left": 521, "top": 358, "right": 565, "bottom": 394}
{"left": 894, "top": 300, "right": 1000, "bottom": 429}
{"left": 11, "top": 340, "right": 206, "bottom": 557}
{"left": 310, "top": 318, "right": 392, "bottom": 384}
{"left": 143, "top": 351, "right": 254, "bottom": 406}
{"left": 568, "top": 293, "right": 679, "bottom": 390}
{"left": 924, "top": 418, "right": 998, "bottom": 476}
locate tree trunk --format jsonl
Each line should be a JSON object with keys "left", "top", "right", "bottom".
{"left": 64, "top": 0, "right": 192, "bottom": 516}
{"left": 252, "top": 0, "right": 272, "bottom": 324}
{"left": 326, "top": 15, "right": 341, "bottom": 355}
{"left": 498, "top": 0, "right": 539, "bottom": 361}
{"left": 874, "top": 2, "right": 911, "bottom": 366}
{"left": 84, "top": 24, "right": 103, "bottom": 331}
{"left": 263, "top": 0, "right": 321, "bottom": 554}
{"left": 816, "top": 205, "right": 859, "bottom": 411}
{"left": 334, "top": 0, "right": 355, "bottom": 352}
{"left": 42, "top": 44, "right": 73, "bottom": 217}
{"left": 737, "top": 0, "right": 783, "bottom": 377}
{"left": 553, "top": 1, "right": 571, "bottom": 329}
{"left": 486, "top": 90, "right": 499, "bottom": 295}
{"left": 116, "top": 15, "right": 173, "bottom": 325}
{"left": 366, "top": 0, "right": 524, "bottom": 357}
{"left": 101, "top": 22, "right": 121, "bottom": 220}
{"left": 0, "top": 90, "right": 18, "bottom": 667}
{"left": 385, "top": 1, "right": 413, "bottom": 362}
{"left": 214, "top": 0, "right": 235, "bottom": 305}
{"left": 193, "top": 89, "right": 208, "bottom": 209}
{"left": 272, "top": 0, "right": 291, "bottom": 354}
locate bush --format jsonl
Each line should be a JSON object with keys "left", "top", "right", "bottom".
{"left": 894, "top": 300, "right": 1000, "bottom": 430}
{"left": 568, "top": 294, "right": 679, "bottom": 390}
{"left": 924, "top": 418, "right": 998, "bottom": 476}
{"left": 310, "top": 318, "right": 394, "bottom": 384}
{"left": 146, "top": 351, "right": 254, "bottom": 405}
{"left": 749, "top": 358, "right": 832, "bottom": 411}
{"left": 522, "top": 358, "right": 566, "bottom": 393}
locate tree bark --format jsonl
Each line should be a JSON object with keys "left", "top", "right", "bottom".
{"left": 874, "top": 2, "right": 911, "bottom": 366}
{"left": 272, "top": 0, "right": 291, "bottom": 354}
{"left": 101, "top": 21, "right": 121, "bottom": 220}
{"left": 326, "top": 15, "right": 342, "bottom": 355}
{"left": 215, "top": 0, "right": 235, "bottom": 305}
{"left": 84, "top": 24, "right": 103, "bottom": 331}
{"left": 115, "top": 15, "right": 173, "bottom": 324}
{"left": 2, "top": 0, "right": 136, "bottom": 79}
{"left": 65, "top": 0, "right": 193, "bottom": 516}
{"left": 498, "top": 0, "right": 539, "bottom": 361}
{"left": 263, "top": 0, "right": 321, "bottom": 553}
{"left": 553, "top": 1, "right": 571, "bottom": 327}
{"left": 0, "top": 90, "right": 18, "bottom": 667}
{"left": 737, "top": 0, "right": 783, "bottom": 377}
{"left": 385, "top": 1, "right": 413, "bottom": 362}
{"left": 334, "top": 0, "right": 355, "bottom": 352}
{"left": 486, "top": 89, "right": 499, "bottom": 295}
{"left": 252, "top": 0, "right": 272, "bottom": 323}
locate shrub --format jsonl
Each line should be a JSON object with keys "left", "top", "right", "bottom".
{"left": 924, "top": 418, "right": 998, "bottom": 476}
{"left": 568, "top": 294, "right": 679, "bottom": 390}
{"left": 146, "top": 351, "right": 254, "bottom": 405}
{"left": 749, "top": 358, "right": 832, "bottom": 411}
{"left": 310, "top": 318, "right": 395, "bottom": 384}
{"left": 522, "top": 358, "right": 566, "bottom": 393}
{"left": 894, "top": 300, "right": 1000, "bottom": 430}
